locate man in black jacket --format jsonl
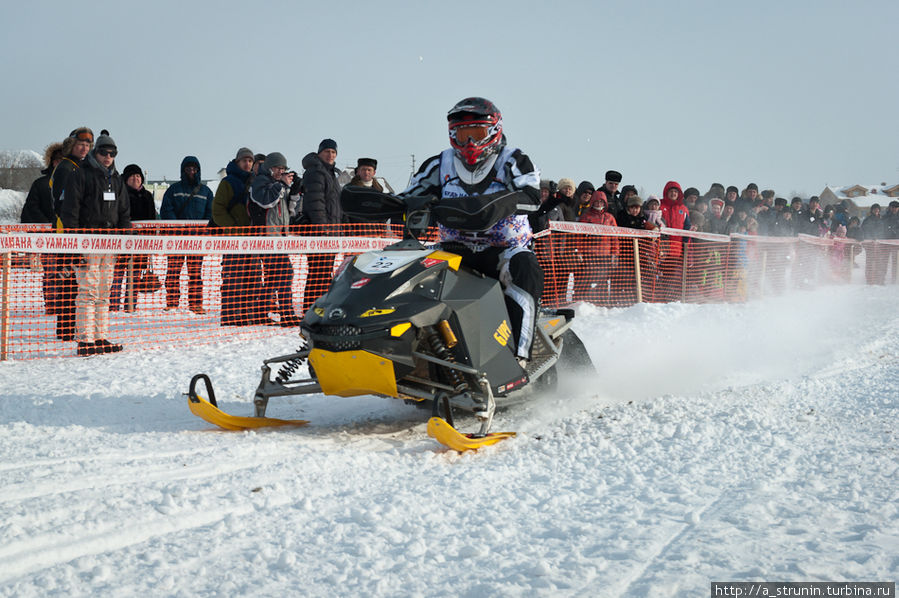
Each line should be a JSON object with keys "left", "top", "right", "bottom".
{"left": 299, "top": 139, "right": 343, "bottom": 313}
{"left": 59, "top": 133, "right": 131, "bottom": 356}
{"left": 598, "top": 170, "right": 623, "bottom": 217}
{"left": 49, "top": 127, "right": 94, "bottom": 340}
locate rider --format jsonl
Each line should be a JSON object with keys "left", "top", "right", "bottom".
{"left": 402, "top": 97, "right": 543, "bottom": 364}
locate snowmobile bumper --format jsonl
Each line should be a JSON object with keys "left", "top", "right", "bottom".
{"left": 308, "top": 348, "right": 399, "bottom": 398}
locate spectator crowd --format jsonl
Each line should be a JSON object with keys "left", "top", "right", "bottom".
{"left": 532, "top": 172, "right": 899, "bottom": 243}
{"left": 16, "top": 127, "right": 899, "bottom": 357}
{"left": 531, "top": 172, "right": 899, "bottom": 290}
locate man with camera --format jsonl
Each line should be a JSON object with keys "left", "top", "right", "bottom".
{"left": 249, "top": 152, "right": 302, "bottom": 327}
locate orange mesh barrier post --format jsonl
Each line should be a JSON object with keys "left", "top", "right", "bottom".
{"left": 632, "top": 238, "right": 643, "bottom": 303}
{"left": 1, "top": 251, "right": 10, "bottom": 360}
{"left": 890, "top": 243, "right": 899, "bottom": 284}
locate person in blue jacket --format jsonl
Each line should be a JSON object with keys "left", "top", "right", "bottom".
{"left": 160, "top": 156, "right": 213, "bottom": 313}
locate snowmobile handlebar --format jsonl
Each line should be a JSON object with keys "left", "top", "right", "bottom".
{"left": 340, "top": 186, "right": 538, "bottom": 239}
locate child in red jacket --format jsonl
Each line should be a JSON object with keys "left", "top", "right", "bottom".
{"left": 576, "top": 191, "right": 619, "bottom": 305}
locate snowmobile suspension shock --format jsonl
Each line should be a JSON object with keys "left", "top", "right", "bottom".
{"left": 437, "top": 319, "right": 458, "bottom": 348}
{"left": 425, "top": 325, "right": 467, "bottom": 393}
{"left": 275, "top": 344, "right": 308, "bottom": 383}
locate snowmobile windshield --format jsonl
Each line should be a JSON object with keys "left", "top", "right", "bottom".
{"left": 433, "top": 190, "right": 536, "bottom": 232}
{"left": 340, "top": 187, "right": 407, "bottom": 222}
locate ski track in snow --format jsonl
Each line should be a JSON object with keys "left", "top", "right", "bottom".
{"left": 0, "top": 285, "right": 897, "bottom": 597}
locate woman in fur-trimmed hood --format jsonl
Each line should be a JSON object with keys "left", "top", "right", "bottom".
{"left": 20, "top": 142, "right": 65, "bottom": 223}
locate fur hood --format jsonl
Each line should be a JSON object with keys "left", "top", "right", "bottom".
{"left": 43, "top": 142, "right": 64, "bottom": 168}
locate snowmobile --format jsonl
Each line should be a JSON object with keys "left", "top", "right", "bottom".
{"left": 187, "top": 187, "right": 594, "bottom": 451}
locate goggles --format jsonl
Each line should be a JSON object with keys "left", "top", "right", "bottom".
{"left": 71, "top": 131, "right": 94, "bottom": 143}
{"left": 450, "top": 121, "right": 493, "bottom": 145}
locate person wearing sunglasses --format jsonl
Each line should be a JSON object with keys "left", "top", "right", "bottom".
{"left": 58, "top": 133, "right": 131, "bottom": 356}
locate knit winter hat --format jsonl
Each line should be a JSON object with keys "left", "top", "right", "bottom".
{"left": 235, "top": 147, "right": 254, "bottom": 161}
{"left": 683, "top": 187, "right": 700, "bottom": 198}
{"left": 557, "top": 178, "right": 575, "bottom": 191}
{"left": 706, "top": 183, "right": 725, "bottom": 198}
{"left": 95, "top": 134, "right": 116, "bottom": 150}
{"left": 318, "top": 138, "right": 338, "bottom": 153}
{"left": 122, "top": 164, "right": 143, "bottom": 183}
{"left": 263, "top": 152, "right": 288, "bottom": 171}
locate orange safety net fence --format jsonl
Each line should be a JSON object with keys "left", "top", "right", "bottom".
{"left": 1, "top": 221, "right": 897, "bottom": 360}
{"left": 535, "top": 222, "right": 897, "bottom": 306}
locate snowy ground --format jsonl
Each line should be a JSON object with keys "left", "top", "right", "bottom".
{"left": 0, "top": 285, "right": 897, "bottom": 597}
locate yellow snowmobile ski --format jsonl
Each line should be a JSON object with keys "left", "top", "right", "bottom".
{"left": 187, "top": 374, "right": 308, "bottom": 431}
{"left": 427, "top": 417, "right": 515, "bottom": 452}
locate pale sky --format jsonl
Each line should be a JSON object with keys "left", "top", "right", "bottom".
{"left": 3, "top": 0, "right": 897, "bottom": 199}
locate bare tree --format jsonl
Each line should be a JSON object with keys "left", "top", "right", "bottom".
{"left": 0, "top": 150, "right": 43, "bottom": 191}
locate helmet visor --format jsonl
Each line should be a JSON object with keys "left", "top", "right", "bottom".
{"left": 451, "top": 122, "right": 492, "bottom": 145}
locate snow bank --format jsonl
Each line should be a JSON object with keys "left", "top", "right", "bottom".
{"left": 0, "top": 188, "right": 26, "bottom": 224}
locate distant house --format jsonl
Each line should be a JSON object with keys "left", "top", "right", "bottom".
{"left": 818, "top": 183, "right": 899, "bottom": 216}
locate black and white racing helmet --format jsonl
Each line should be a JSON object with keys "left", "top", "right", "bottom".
{"left": 447, "top": 97, "right": 504, "bottom": 171}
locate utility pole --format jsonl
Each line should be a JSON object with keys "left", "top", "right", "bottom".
{"left": 407, "top": 154, "right": 416, "bottom": 186}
